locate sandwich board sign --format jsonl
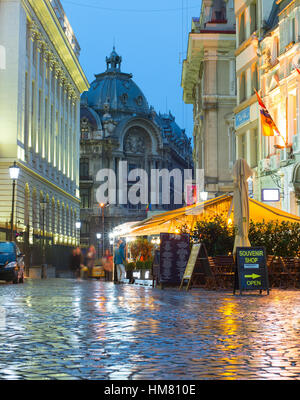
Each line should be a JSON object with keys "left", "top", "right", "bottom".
{"left": 180, "top": 243, "right": 212, "bottom": 291}
{"left": 159, "top": 233, "right": 190, "bottom": 286}
{"left": 234, "top": 247, "right": 269, "bottom": 295}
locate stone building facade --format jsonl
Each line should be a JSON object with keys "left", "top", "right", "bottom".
{"left": 234, "top": 0, "right": 275, "bottom": 202}
{"left": 79, "top": 49, "right": 193, "bottom": 249}
{"left": 0, "top": 0, "right": 89, "bottom": 265}
{"left": 181, "top": 0, "right": 237, "bottom": 198}
{"left": 253, "top": 0, "right": 300, "bottom": 215}
{"left": 233, "top": 0, "right": 300, "bottom": 216}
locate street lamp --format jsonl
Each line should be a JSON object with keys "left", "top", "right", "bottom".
{"left": 40, "top": 198, "right": 47, "bottom": 278}
{"left": 9, "top": 162, "right": 20, "bottom": 241}
{"left": 75, "top": 221, "right": 81, "bottom": 246}
{"left": 96, "top": 233, "right": 101, "bottom": 258}
{"left": 75, "top": 221, "right": 81, "bottom": 230}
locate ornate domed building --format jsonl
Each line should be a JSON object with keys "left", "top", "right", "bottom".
{"left": 79, "top": 48, "right": 193, "bottom": 248}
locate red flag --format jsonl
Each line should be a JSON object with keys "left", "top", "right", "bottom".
{"left": 254, "top": 89, "right": 267, "bottom": 109}
{"left": 254, "top": 89, "right": 281, "bottom": 138}
{"left": 274, "top": 74, "right": 280, "bottom": 86}
{"left": 294, "top": 64, "right": 300, "bottom": 75}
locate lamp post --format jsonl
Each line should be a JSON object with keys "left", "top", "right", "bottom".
{"left": 99, "top": 202, "right": 109, "bottom": 257}
{"left": 96, "top": 233, "right": 101, "bottom": 258}
{"left": 9, "top": 162, "right": 20, "bottom": 241}
{"left": 40, "top": 198, "right": 47, "bottom": 278}
{"left": 75, "top": 221, "right": 81, "bottom": 246}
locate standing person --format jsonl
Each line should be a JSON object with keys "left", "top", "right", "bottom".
{"left": 103, "top": 249, "right": 113, "bottom": 281}
{"left": 69, "top": 247, "right": 82, "bottom": 279}
{"left": 86, "top": 245, "right": 96, "bottom": 277}
{"left": 114, "top": 239, "right": 126, "bottom": 283}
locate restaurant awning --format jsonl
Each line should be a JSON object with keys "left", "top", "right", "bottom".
{"left": 125, "top": 194, "right": 300, "bottom": 237}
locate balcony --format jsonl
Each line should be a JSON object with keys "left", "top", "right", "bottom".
{"left": 49, "top": 0, "right": 81, "bottom": 57}
{"left": 80, "top": 175, "right": 93, "bottom": 183}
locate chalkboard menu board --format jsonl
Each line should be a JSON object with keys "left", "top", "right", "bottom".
{"left": 180, "top": 243, "right": 212, "bottom": 290}
{"left": 234, "top": 247, "right": 269, "bottom": 295}
{"left": 159, "top": 233, "right": 190, "bottom": 285}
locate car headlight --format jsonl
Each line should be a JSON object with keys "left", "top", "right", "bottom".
{"left": 5, "top": 262, "right": 17, "bottom": 269}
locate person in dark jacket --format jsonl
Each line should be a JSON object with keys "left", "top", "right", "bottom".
{"left": 114, "top": 239, "right": 126, "bottom": 283}
{"left": 69, "top": 247, "right": 82, "bottom": 278}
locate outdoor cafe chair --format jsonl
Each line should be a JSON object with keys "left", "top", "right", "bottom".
{"left": 268, "top": 256, "right": 289, "bottom": 289}
{"left": 280, "top": 257, "right": 300, "bottom": 288}
{"left": 209, "top": 256, "right": 235, "bottom": 289}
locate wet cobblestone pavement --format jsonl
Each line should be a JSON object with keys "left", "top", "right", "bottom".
{"left": 0, "top": 278, "right": 300, "bottom": 380}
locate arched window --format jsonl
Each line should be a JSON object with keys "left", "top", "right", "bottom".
{"left": 32, "top": 189, "right": 37, "bottom": 230}
{"left": 56, "top": 201, "right": 60, "bottom": 235}
{"left": 80, "top": 117, "right": 90, "bottom": 139}
{"left": 61, "top": 203, "right": 65, "bottom": 236}
{"left": 51, "top": 198, "right": 56, "bottom": 234}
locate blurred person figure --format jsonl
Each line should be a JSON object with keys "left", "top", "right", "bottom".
{"left": 86, "top": 245, "right": 96, "bottom": 277}
{"left": 103, "top": 249, "right": 113, "bottom": 281}
{"left": 69, "top": 247, "right": 82, "bottom": 279}
{"left": 114, "top": 239, "right": 126, "bottom": 283}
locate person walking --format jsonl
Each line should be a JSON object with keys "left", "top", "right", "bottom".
{"left": 86, "top": 245, "right": 96, "bottom": 277}
{"left": 103, "top": 249, "right": 113, "bottom": 281}
{"left": 114, "top": 239, "right": 126, "bottom": 283}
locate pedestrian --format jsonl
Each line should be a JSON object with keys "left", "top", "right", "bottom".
{"left": 114, "top": 239, "right": 126, "bottom": 283}
{"left": 69, "top": 247, "right": 82, "bottom": 279}
{"left": 86, "top": 245, "right": 96, "bottom": 277}
{"left": 102, "top": 249, "right": 113, "bottom": 281}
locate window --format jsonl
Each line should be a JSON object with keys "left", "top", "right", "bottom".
{"left": 239, "top": 72, "right": 246, "bottom": 103}
{"left": 288, "top": 94, "right": 297, "bottom": 144}
{"left": 239, "top": 12, "right": 246, "bottom": 45}
{"left": 251, "top": 63, "right": 258, "bottom": 95}
{"left": 250, "top": 1, "right": 257, "bottom": 34}
{"left": 251, "top": 129, "right": 258, "bottom": 168}
{"left": 81, "top": 221, "right": 90, "bottom": 235}
{"left": 241, "top": 134, "right": 246, "bottom": 159}
{"left": 128, "top": 163, "right": 140, "bottom": 210}
{"left": 290, "top": 18, "right": 296, "bottom": 44}
{"left": 80, "top": 188, "right": 90, "bottom": 209}
{"left": 80, "top": 158, "right": 89, "bottom": 179}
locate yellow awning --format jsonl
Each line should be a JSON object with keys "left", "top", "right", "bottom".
{"left": 127, "top": 195, "right": 300, "bottom": 237}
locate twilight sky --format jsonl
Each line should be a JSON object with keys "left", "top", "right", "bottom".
{"left": 61, "top": 0, "right": 202, "bottom": 139}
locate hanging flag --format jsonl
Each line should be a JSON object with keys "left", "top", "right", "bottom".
{"left": 260, "top": 108, "right": 281, "bottom": 137}
{"left": 274, "top": 73, "right": 280, "bottom": 86}
{"left": 254, "top": 89, "right": 281, "bottom": 137}
{"left": 146, "top": 204, "right": 152, "bottom": 212}
{"left": 294, "top": 64, "right": 300, "bottom": 75}
{"left": 254, "top": 89, "right": 267, "bottom": 109}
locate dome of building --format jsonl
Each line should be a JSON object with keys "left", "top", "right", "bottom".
{"left": 81, "top": 47, "right": 150, "bottom": 115}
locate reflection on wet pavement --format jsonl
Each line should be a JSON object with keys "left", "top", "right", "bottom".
{"left": 0, "top": 279, "right": 300, "bottom": 380}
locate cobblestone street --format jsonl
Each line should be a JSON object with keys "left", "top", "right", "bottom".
{"left": 0, "top": 278, "right": 300, "bottom": 380}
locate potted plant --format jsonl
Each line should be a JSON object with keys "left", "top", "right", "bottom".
{"left": 129, "top": 238, "right": 154, "bottom": 280}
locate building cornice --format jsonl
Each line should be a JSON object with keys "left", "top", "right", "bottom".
{"left": 27, "top": 0, "right": 89, "bottom": 94}
{"left": 233, "top": 94, "right": 257, "bottom": 115}
{"left": 19, "top": 162, "right": 80, "bottom": 204}
{"left": 235, "top": 36, "right": 254, "bottom": 57}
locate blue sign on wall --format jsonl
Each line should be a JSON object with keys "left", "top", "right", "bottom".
{"left": 235, "top": 107, "right": 250, "bottom": 129}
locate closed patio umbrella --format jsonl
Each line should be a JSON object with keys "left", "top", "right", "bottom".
{"left": 233, "top": 159, "right": 253, "bottom": 254}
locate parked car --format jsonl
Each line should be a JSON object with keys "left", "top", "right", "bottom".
{"left": 0, "top": 242, "right": 25, "bottom": 284}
